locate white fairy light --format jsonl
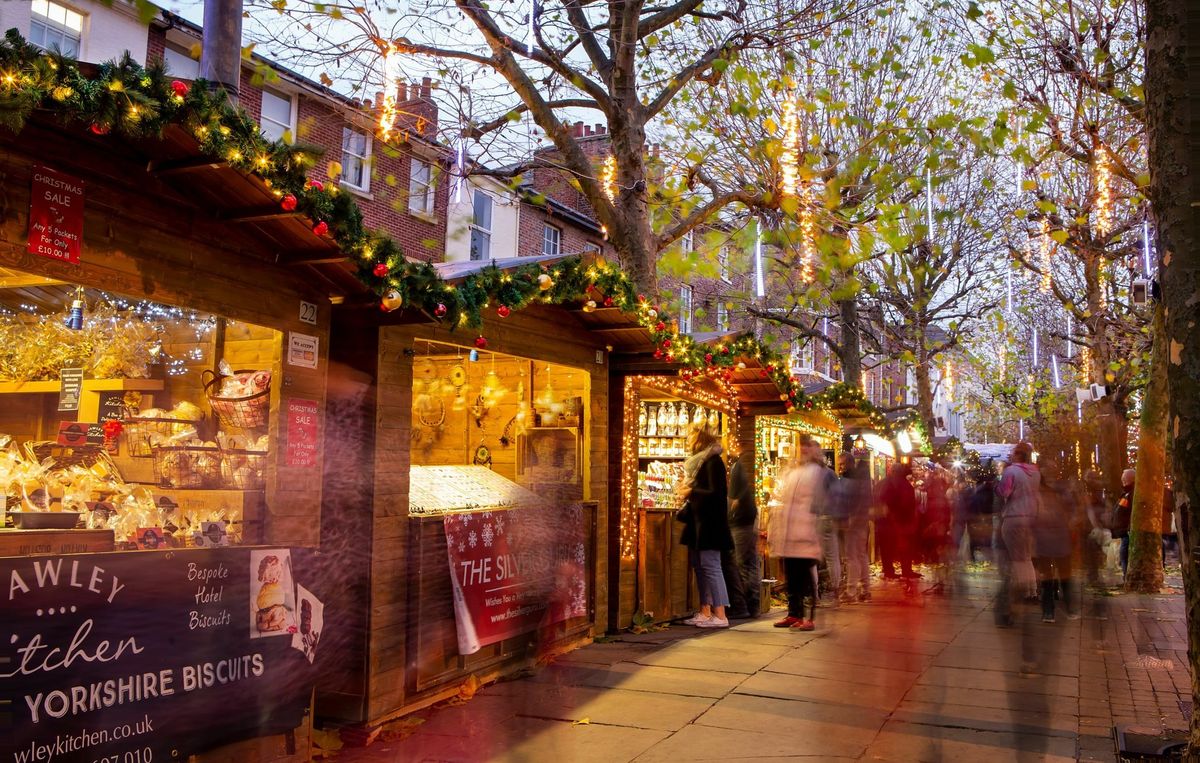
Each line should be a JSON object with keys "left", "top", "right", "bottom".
{"left": 1143, "top": 220, "right": 1153, "bottom": 274}
{"left": 454, "top": 141, "right": 466, "bottom": 203}
{"left": 527, "top": 0, "right": 537, "bottom": 56}
{"left": 925, "top": 168, "right": 935, "bottom": 236}
{"left": 754, "top": 221, "right": 766, "bottom": 298}
{"left": 1032, "top": 328, "right": 1039, "bottom": 367}
{"left": 1066, "top": 314, "right": 1073, "bottom": 358}
{"left": 1052, "top": 354, "right": 1061, "bottom": 388}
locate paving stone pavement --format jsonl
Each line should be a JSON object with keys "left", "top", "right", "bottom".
{"left": 331, "top": 569, "right": 1192, "bottom": 762}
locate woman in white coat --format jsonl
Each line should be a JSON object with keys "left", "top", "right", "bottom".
{"left": 766, "top": 434, "right": 828, "bottom": 631}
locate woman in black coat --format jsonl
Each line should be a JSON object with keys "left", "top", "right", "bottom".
{"left": 678, "top": 425, "right": 734, "bottom": 628}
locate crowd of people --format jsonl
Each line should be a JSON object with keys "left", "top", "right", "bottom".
{"left": 674, "top": 425, "right": 1184, "bottom": 632}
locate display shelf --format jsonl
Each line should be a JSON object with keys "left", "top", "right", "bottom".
{"left": 638, "top": 455, "right": 687, "bottom": 462}
{"left": 0, "top": 378, "right": 165, "bottom": 394}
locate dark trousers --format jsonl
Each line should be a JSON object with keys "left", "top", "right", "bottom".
{"left": 879, "top": 517, "right": 914, "bottom": 576}
{"left": 720, "top": 546, "right": 749, "bottom": 617}
{"left": 729, "top": 524, "right": 760, "bottom": 615}
{"left": 1034, "top": 556, "right": 1073, "bottom": 618}
{"left": 783, "top": 557, "right": 818, "bottom": 621}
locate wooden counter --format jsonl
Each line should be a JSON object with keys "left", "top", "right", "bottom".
{"left": 0, "top": 528, "right": 114, "bottom": 557}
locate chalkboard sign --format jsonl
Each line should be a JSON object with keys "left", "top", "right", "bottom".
{"left": 97, "top": 391, "right": 128, "bottom": 422}
{"left": 0, "top": 548, "right": 319, "bottom": 762}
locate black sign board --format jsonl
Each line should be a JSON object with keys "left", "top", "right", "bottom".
{"left": 57, "top": 368, "right": 83, "bottom": 412}
{"left": 97, "top": 391, "right": 128, "bottom": 422}
{"left": 0, "top": 548, "right": 317, "bottom": 762}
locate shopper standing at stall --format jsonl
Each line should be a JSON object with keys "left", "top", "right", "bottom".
{"left": 879, "top": 462, "right": 919, "bottom": 579}
{"left": 766, "top": 434, "right": 826, "bottom": 631}
{"left": 725, "top": 446, "right": 759, "bottom": 618}
{"left": 677, "top": 426, "right": 734, "bottom": 628}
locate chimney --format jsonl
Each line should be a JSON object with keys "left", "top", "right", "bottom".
{"left": 200, "top": 0, "right": 243, "bottom": 103}
{"left": 374, "top": 91, "right": 384, "bottom": 109}
{"left": 397, "top": 82, "right": 408, "bottom": 101}
{"left": 595, "top": 124, "right": 606, "bottom": 135}
{"left": 420, "top": 76, "right": 432, "bottom": 99}
{"left": 584, "top": 125, "right": 593, "bottom": 136}
{"left": 573, "top": 121, "right": 584, "bottom": 137}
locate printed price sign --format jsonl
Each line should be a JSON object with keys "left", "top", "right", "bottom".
{"left": 286, "top": 332, "right": 319, "bottom": 369}
{"left": 57, "top": 368, "right": 83, "bottom": 412}
{"left": 285, "top": 398, "right": 319, "bottom": 467}
{"left": 28, "top": 165, "right": 84, "bottom": 263}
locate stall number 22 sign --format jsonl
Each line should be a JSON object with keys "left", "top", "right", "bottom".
{"left": 298, "top": 300, "right": 318, "bottom": 325}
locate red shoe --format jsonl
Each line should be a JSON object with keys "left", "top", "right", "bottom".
{"left": 774, "top": 616, "right": 802, "bottom": 628}
{"left": 790, "top": 619, "right": 815, "bottom": 631}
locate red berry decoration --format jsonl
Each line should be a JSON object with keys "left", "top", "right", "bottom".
{"left": 653, "top": 349, "right": 664, "bottom": 360}
{"left": 373, "top": 263, "right": 390, "bottom": 277}
{"left": 496, "top": 305, "right": 511, "bottom": 318}
{"left": 280, "top": 194, "right": 297, "bottom": 211}
{"left": 723, "top": 371, "right": 733, "bottom": 381}
{"left": 661, "top": 339, "right": 671, "bottom": 349}
{"left": 89, "top": 123, "right": 109, "bottom": 135}
{"left": 655, "top": 321, "right": 666, "bottom": 332}
{"left": 759, "top": 369, "right": 769, "bottom": 378}
{"left": 705, "top": 353, "right": 714, "bottom": 364}
{"left": 603, "top": 296, "right": 615, "bottom": 308}
{"left": 306, "top": 180, "right": 324, "bottom": 192}
{"left": 666, "top": 353, "right": 675, "bottom": 363}
{"left": 170, "top": 80, "right": 189, "bottom": 97}
{"left": 720, "top": 346, "right": 730, "bottom": 355}
{"left": 475, "top": 336, "right": 488, "bottom": 349}
{"left": 312, "top": 221, "right": 329, "bottom": 236}
{"left": 434, "top": 303, "right": 448, "bottom": 317}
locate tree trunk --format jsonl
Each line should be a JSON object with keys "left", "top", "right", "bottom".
{"left": 914, "top": 337, "right": 936, "bottom": 441}
{"left": 1145, "top": 0, "right": 1200, "bottom": 748}
{"left": 837, "top": 295, "right": 862, "bottom": 389}
{"left": 1125, "top": 303, "right": 1167, "bottom": 593}
{"left": 609, "top": 117, "right": 657, "bottom": 296}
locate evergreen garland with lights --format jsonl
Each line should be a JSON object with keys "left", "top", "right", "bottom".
{"left": 0, "top": 33, "right": 916, "bottom": 437}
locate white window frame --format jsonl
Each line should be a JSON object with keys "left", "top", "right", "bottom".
{"left": 469, "top": 190, "right": 493, "bottom": 261}
{"left": 716, "top": 302, "right": 729, "bottom": 331}
{"left": 162, "top": 45, "right": 199, "bottom": 79}
{"left": 680, "top": 230, "right": 694, "bottom": 254}
{"left": 30, "top": 0, "right": 84, "bottom": 58}
{"left": 260, "top": 88, "right": 296, "bottom": 144}
{"left": 679, "top": 284, "right": 694, "bottom": 334}
{"left": 718, "top": 245, "right": 731, "bottom": 282}
{"left": 542, "top": 224, "right": 561, "bottom": 256}
{"left": 408, "top": 158, "right": 435, "bottom": 215}
{"left": 342, "top": 127, "right": 372, "bottom": 193}
{"left": 583, "top": 242, "right": 602, "bottom": 254}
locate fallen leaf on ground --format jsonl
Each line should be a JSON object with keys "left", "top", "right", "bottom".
{"left": 573, "top": 717, "right": 591, "bottom": 726}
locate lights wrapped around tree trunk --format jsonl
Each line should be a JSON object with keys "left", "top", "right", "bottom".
{"left": 600, "top": 155, "right": 617, "bottom": 203}
{"left": 1093, "top": 146, "right": 1113, "bottom": 237}
{"left": 779, "top": 97, "right": 801, "bottom": 198}
{"left": 798, "top": 177, "right": 817, "bottom": 282}
{"left": 377, "top": 41, "right": 402, "bottom": 140}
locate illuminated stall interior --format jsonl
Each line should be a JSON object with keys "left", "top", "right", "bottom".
{"left": 753, "top": 413, "right": 842, "bottom": 506}
{"left": 0, "top": 270, "right": 281, "bottom": 550}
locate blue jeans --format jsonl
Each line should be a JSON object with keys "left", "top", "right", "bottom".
{"left": 695, "top": 549, "right": 730, "bottom": 608}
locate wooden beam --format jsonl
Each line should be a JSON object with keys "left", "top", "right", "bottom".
{"left": 219, "top": 206, "right": 307, "bottom": 224}
{"left": 285, "top": 251, "right": 348, "bottom": 266}
{"left": 147, "top": 157, "right": 229, "bottom": 176}
{"left": 0, "top": 273, "right": 65, "bottom": 289}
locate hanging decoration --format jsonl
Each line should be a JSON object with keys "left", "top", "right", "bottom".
{"left": 377, "top": 41, "right": 402, "bottom": 140}
{"left": 797, "top": 174, "right": 817, "bottom": 283}
{"left": 1142, "top": 219, "right": 1153, "bottom": 275}
{"left": 600, "top": 155, "right": 617, "bottom": 203}
{"left": 1093, "top": 145, "right": 1113, "bottom": 237}
{"left": 526, "top": 0, "right": 538, "bottom": 56}
{"left": 753, "top": 221, "right": 766, "bottom": 298}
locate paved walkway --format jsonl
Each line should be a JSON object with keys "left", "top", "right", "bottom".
{"left": 332, "top": 570, "right": 1190, "bottom": 762}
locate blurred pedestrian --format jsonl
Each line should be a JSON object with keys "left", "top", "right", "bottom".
{"left": 1112, "top": 468, "right": 1135, "bottom": 578}
{"left": 879, "top": 461, "right": 919, "bottom": 579}
{"left": 765, "top": 434, "right": 826, "bottom": 632}
{"left": 819, "top": 455, "right": 846, "bottom": 602}
{"left": 994, "top": 442, "right": 1039, "bottom": 628}
{"left": 839, "top": 455, "right": 873, "bottom": 603}
{"left": 1033, "top": 460, "right": 1076, "bottom": 622}
{"left": 922, "top": 464, "right": 953, "bottom": 592}
{"left": 723, "top": 446, "right": 758, "bottom": 618}
{"left": 677, "top": 426, "right": 733, "bottom": 628}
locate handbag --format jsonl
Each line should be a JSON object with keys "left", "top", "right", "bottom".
{"left": 674, "top": 502, "right": 693, "bottom": 523}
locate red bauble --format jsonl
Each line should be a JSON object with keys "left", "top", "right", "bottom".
{"left": 655, "top": 321, "right": 666, "bottom": 332}
{"left": 280, "top": 194, "right": 298, "bottom": 211}
{"left": 373, "top": 263, "right": 390, "bottom": 277}
{"left": 759, "top": 369, "right": 769, "bottom": 378}
{"left": 666, "top": 353, "right": 675, "bottom": 363}
{"left": 307, "top": 180, "right": 324, "bottom": 192}
{"left": 722, "top": 371, "right": 733, "bottom": 381}
{"left": 704, "top": 353, "right": 714, "bottom": 364}
{"left": 475, "top": 336, "right": 488, "bottom": 349}
{"left": 804, "top": 401, "right": 814, "bottom": 410}
{"left": 653, "top": 349, "right": 664, "bottom": 360}
{"left": 720, "top": 346, "right": 730, "bottom": 355}
{"left": 312, "top": 221, "right": 329, "bottom": 236}
{"left": 661, "top": 339, "right": 671, "bottom": 349}
{"left": 434, "top": 303, "right": 448, "bottom": 317}
{"left": 170, "top": 80, "right": 189, "bottom": 97}
{"left": 89, "top": 123, "right": 109, "bottom": 135}
{"left": 603, "top": 296, "right": 614, "bottom": 308}
{"left": 496, "top": 305, "right": 511, "bottom": 318}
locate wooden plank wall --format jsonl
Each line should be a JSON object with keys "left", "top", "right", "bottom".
{"left": 369, "top": 304, "right": 609, "bottom": 721}
{"left": 0, "top": 128, "right": 331, "bottom": 548}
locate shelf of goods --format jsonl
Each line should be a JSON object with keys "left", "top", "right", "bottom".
{"left": 408, "top": 465, "right": 552, "bottom": 516}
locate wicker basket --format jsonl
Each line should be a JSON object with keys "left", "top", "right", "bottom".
{"left": 122, "top": 416, "right": 202, "bottom": 457}
{"left": 24, "top": 441, "right": 120, "bottom": 481}
{"left": 151, "top": 445, "right": 223, "bottom": 489}
{"left": 221, "top": 449, "right": 268, "bottom": 490}
{"left": 202, "top": 369, "right": 271, "bottom": 429}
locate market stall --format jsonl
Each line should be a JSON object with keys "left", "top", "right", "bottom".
{"left": 753, "top": 411, "right": 842, "bottom": 508}
{"left": 0, "top": 54, "right": 345, "bottom": 762}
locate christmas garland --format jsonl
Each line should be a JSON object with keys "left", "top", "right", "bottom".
{"left": 0, "top": 33, "right": 916, "bottom": 434}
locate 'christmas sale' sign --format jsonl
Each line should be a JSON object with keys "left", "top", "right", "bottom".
{"left": 444, "top": 504, "right": 587, "bottom": 655}
{"left": 28, "top": 165, "right": 84, "bottom": 264}
{"left": 285, "top": 398, "right": 320, "bottom": 467}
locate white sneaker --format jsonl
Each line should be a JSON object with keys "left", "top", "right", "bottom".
{"left": 683, "top": 614, "right": 709, "bottom": 625}
{"left": 697, "top": 617, "right": 729, "bottom": 628}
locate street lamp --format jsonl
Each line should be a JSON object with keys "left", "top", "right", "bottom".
{"left": 896, "top": 430, "right": 913, "bottom": 455}
{"left": 853, "top": 435, "right": 866, "bottom": 451}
